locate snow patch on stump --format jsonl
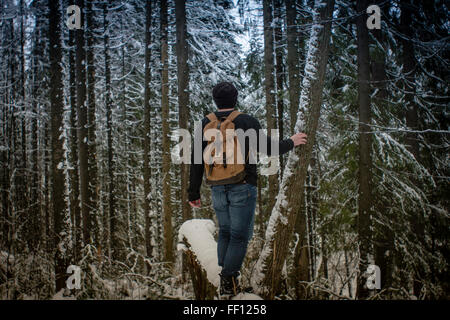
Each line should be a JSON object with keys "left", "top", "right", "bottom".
{"left": 178, "top": 219, "right": 221, "bottom": 288}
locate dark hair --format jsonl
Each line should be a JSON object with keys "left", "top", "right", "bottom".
{"left": 212, "top": 82, "right": 238, "bottom": 109}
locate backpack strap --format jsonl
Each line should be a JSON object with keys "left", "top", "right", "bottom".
{"left": 206, "top": 112, "right": 218, "bottom": 122}
{"left": 225, "top": 110, "right": 242, "bottom": 122}
{"left": 205, "top": 112, "right": 220, "bottom": 176}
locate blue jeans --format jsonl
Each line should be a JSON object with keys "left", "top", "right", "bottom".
{"left": 211, "top": 183, "right": 257, "bottom": 277}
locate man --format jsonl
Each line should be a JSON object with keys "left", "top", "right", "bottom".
{"left": 188, "top": 82, "right": 307, "bottom": 296}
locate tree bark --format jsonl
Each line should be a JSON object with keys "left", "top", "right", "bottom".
{"left": 176, "top": 0, "right": 191, "bottom": 223}
{"left": 103, "top": 2, "right": 115, "bottom": 260}
{"left": 252, "top": 0, "right": 335, "bottom": 299}
{"left": 143, "top": 0, "right": 153, "bottom": 267}
{"left": 29, "top": 1, "right": 45, "bottom": 253}
{"left": 274, "top": 0, "right": 285, "bottom": 175}
{"left": 75, "top": 0, "right": 91, "bottom": 246}
{"left": 161, "top": 0, "right": 174, "bottom": 265}
{"left": 372, "top": 0, "right": 393, "bottom": 294}
{"left": 86, "top": 0, "right": 98, "bottom": 246}
{"left": 399, "top": 0, "right": 425, "bottom": 297}
{"left": 48, "top": 0, "right": 67, "bottom": 292}
{"left": 285, "top": 0, "right": 300, "bottom": 134}
{"left": 69, "top": 26, "right": 81, "bottom": 261}
{"left": 263, "top": 0, "right": 279, "bottom": 215}
{"left": 175, "top": 0, "right": 191, "bottom": 279}
{"left": 18, "top": 0, "right": 28, "bottom": 232}
{"left": 356, "top": 0, "right": 373, "bottom": 299}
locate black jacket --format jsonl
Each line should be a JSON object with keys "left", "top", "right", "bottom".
{"left": 188, "top": 109, "right": 294, "bottom": 201}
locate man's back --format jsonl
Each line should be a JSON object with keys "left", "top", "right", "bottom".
{"left": 188, "top": 108, "right": 294, "bottom": 202}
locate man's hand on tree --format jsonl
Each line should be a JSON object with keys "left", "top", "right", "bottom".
{"left": 290, "top": 133, "right": 307, "bottom": 146}
{"left": 189, "top": 199, "right": 201, "bottom": 208}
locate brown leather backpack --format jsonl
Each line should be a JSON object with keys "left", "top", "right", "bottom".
{"left": 203, "top": 110, "right": 246, "bottom": 185}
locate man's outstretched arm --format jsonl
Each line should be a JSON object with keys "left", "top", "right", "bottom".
{"left": 253, "top": 118, "right": 307, "bottom": 156}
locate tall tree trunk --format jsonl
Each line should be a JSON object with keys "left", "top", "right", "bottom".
{"left": 48, "top": 0, "right": 67, "bottom": 292}
{"left": 285, "top": 0, "right": 300, "bottom": 134}
{"left": 18, "top": 0, "right": 28, "bottom": 231}
{"left": 372, "top": 0, "right": 393, "bottom": 293}
{"left": 103, "top": 1, "right": 115, "bottom": 260}
{"left": 119, "top": 17, "right": 128, "bottom": 259}
{"left": 175, "top": 0, "right": 191, "bottom": 279}
{"left": 69, "top": 27, "right": 81, "bottom": 261}
{"left": 399, "top": 0, "right": 424, "bottom": 297}
{"left": 161, "top": 0, "right": 173, "bottom": 265}
{"left": 7, "top": 3, "right": 18, "bottom": 275}
{"left": 29, "top": 2, "right": 44, "bottom": 253}
{"left": 263, "top": 0, "right": 279, "bottom": 214}
{"left": 293, "top": 192, "right": 310, "bottom": 299}
{"left": 252, "top": 0, "right": 335, "bottom": 299}
{"left": 75, "top": 0, "right": 91, "bottom": 245}
{"left": 274, "top": 0, "right": 285, "bottom": 176}
{"left": 86, "top": 0, "right": 98, "bottom": 245}
{"left": 356, "top": 0, "right": 373, "bottom": 299}
{"left": 1, "top": 0, "right": 12, "bottom": 256}
{"left": 143, "top": 0, "right": 153, "bottom": 269}
{"left": 290, "top": 2, "right": 313, "bottom": 294}
{"left": 293, "top": 151, "right": 318, "bottom": 298}
{"left": 176, "top": 0, "right": 191, "bottom": 223}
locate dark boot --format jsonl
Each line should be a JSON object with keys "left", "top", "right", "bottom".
{"left": 219, "top": 273, "right": 241, "bottom": 296}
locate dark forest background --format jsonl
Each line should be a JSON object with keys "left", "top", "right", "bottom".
{"left": 0, "top": 0, "right": 448, "bottom": 299}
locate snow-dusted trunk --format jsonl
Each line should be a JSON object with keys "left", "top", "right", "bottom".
{"left": 160, "top": 0, "right": 174, "bottom": 265}
{"left": 75, "top": 0, "right": 91, "bottom": 245}
{"left": 102, "top": 2, "right": 116, "bottom": 260}
{"left": 372, "top": 0, "right": 393, "bottom": 292}
{"left": 29, "top": 4, "right": 44, "bottom": 252}
{"left": 252, "top": 0, "right": 334, "bottom": 299}
{"left": 48, "top": 0, "right": 68, "bottom": 292}
{"left": 86, "top": 0, "right": 98, "bottom": 245}
{"left": 17, "top": 0, "right": 28, "bottom": 235}
{"left": 356, "top": 0, "right": 372, "bottom": 299}
{"left": 68, "top": 26, "right": 81, "bottom": 261}
{"left": 143, "top": 0, "right": 153, "bottom": 269}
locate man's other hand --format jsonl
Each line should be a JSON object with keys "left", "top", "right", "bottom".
{"left": 189, "top": 199, "right": 201, "bottom": 208}
{"left": 290, "top": 133, "right": 307, "bottom": 146}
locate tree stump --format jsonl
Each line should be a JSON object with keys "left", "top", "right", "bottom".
{"left": 178, "top": 219, "right": 220, "bottom": 300}
{"left": 182, "top": 237, "right": 217, "bottom": 300}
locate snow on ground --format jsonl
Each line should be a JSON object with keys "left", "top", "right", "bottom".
{"left": 0, "top": 251, "right": 14, "bottom": 267}
{"left": 231, "top": 293, "right": 263, "bottom": 300}
{"left": 52, "top": 289, "right": 76, "bottom": 300}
